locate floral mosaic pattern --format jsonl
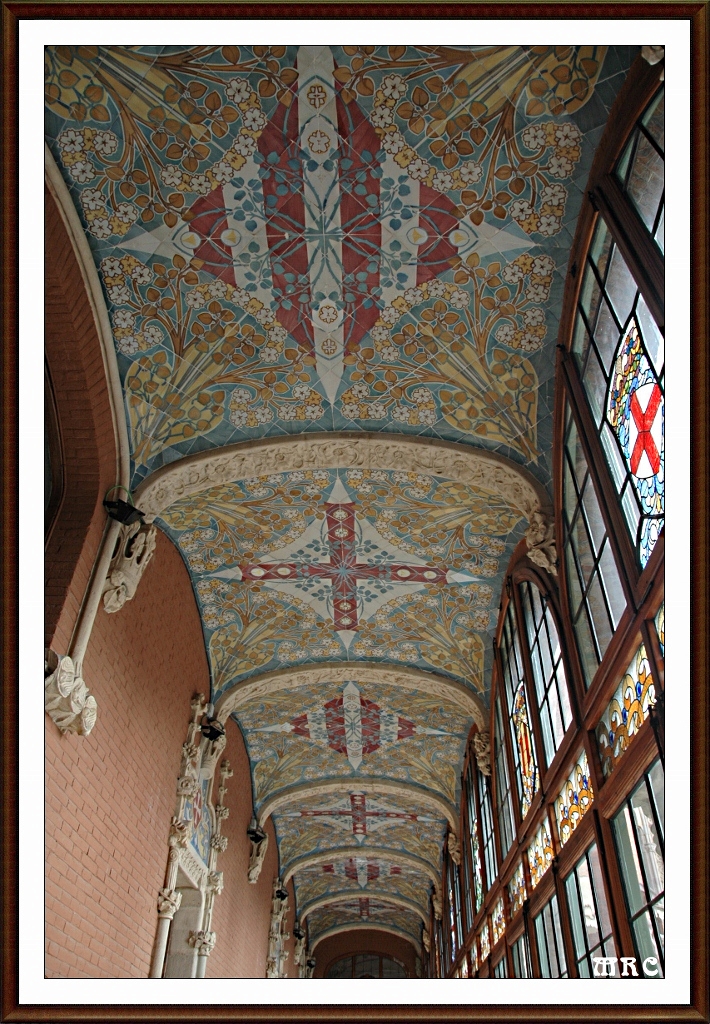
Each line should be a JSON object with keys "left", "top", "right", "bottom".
{"left": 508, "top": 861, "right": 527, "bottom": 918}
{"left": 236, "top": 678, "right": 470, "bottom": 808}
{"left": 159, "top": 468, "right": 524, "bottom": 692}
{"left": 273, "top": 789, "right": 448, "bottom": 880}
{"left": 554, "top": 749, "right": 594, "bottom": 846}
{"left": 491, "top": 896, "right": 506, "bottom": 945}
{"left": 527, "top": 816, "right": 554, "bottom": 888}
{"left": 596, "top": 643, "right": 656, "bottom": 777}
{"left": 44, "top": 43, "right": 635, "bottom": 948}
{"left": 46, "top": 44, "right": 631, "bottom": 489}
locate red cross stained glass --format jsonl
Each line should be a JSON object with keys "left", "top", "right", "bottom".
{"left": 629, "top": 382, "right": 662, "bottom": 477}
{"left": 238, "top": 497, "right": 454, "bottom": 634}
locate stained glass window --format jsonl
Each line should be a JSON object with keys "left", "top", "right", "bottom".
{"left": 554, "top": 749, "right": 594, "bottom": 847}
{"left": 527, "top": 817, "right": 554, "bottom": 889}
{"left": 464, "top": 758, "right": 484, "bottom": 914}
{"left": 571, "top": 219, "right": 664, "bottom": 569}
{"left": 596, "top": 642, "right": 656, "bottom": 777}
{"left": 615, "top": 87, "right": 665, "bottom": 253}
{"left": 479, "top": 922, "right": 490, "bottom": 962}
{"left": 520, "top": 581, "right": 573, "bottom": 766}
{"left": 494, "top": 698, "right": 516, "bottom": 858}
{"left": 500, "top": 608, "right": 540, "bottom": 819}
{"left": 613, "top": 760, "right": 665, "bottom": 976}
{"left": 470, "top": 937, "right": 479, "bottom": 974}
{"left": 564, "top": 843, "right": 616, "bottom": 977}
{"left": 477, "top": 769, "right": 498, "bottom": 891}
{"left": 562, "top": 405, "right": 627, "bottom": 686}
{"left": 511, "top": 935, "right": 533, "bottom": 978}
{"left": 655, "top": 602, "right": 664, "bottom": 657}
{"left": 508, "top": 862, "right": 527, "bottom": 918}
{"left": 534, "top": 894, "right": 569, "bottom": 978}
{"left": 492, "top": 896, "right": 506, "bottom": 946}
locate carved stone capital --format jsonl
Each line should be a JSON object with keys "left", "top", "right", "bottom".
{"left": 157, "top": 887, "right": 182, "bottom": 919}
{"left": 102, "top": 521, "right": 157, "bottom": 613}
{"left": 44, "top": 650, "right": 97, "bottom": 735}
{"left": 525, "top": 510, "right": 558, "bottom": 576}
{"left": 472, "top": 730, "right": 491, "bottom": 776}
{"left": 168, "top": 817, "right": 191, "bottom": 848}
{"left": 207, "top": 870, "right": 224, "bottom": 896}
{"left": 248, "top": 832, "right": 269, "bottom": 884}
{"left": 188, "top": 930, "right": 216, "bottom": 956}
{"left": 215, "top": 804, "right": 229, "bottom": 821}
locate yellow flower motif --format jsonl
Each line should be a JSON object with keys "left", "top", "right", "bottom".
{"left": 394, "top": 147, "right": 416, "bottom": 168}
{"left": 519, "top": 214, "right": 539, "bottom": 235}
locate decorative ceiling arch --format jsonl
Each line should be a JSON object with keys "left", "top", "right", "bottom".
{"left": 300, "top": 890, "right": 429, "bottom": 928}
{"left": 258, "top": 779, "right": 457, "bottom": 833}
{"left": 134, "top": 431, "right": 549, "bottom": 522}
{"left": 282, "top": 846, "right": 439, "bottom": 888}
{"left": 310, "top": 922, "right": 419, "bottom": 956}
{"left": 44, "top": 41, "right": 635, "bottom": 955}
{"left": 215, "top": 662, "right": 486, "bottom": 727}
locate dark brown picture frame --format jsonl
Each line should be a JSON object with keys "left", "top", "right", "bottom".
{"left": 2, "top": 4, "right": 707, "bottom": 1021}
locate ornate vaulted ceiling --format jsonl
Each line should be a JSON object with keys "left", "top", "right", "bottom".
{"left": 45, "top": 43, "right": 635, "bottom": 957}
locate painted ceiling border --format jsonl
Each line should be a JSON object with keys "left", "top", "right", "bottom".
{"left": 216, "top": 662, "right": 486, "bottom": 729}
{"left": 300, "top": 891, "right": 429, "bottom": 928}
{"left": 135, "top": 431, "right": 551, "bottom": 522}
{"left": 260, "top": 778, "right": 457, "bottom": 832}
{"left": 283, "top": 847, "right": 440, "bottom": 888}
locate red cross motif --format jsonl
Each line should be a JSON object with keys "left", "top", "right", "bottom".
{"left": 629, "top": 382, "right": 663, "bottom": 478}
{"left": 357, "top": 898, "right": 370, "bottom": 918}
{"left": 296, "top": 793, "right": 423, "bottom": 839}
{"left": 344, "top": 858, "right": 380, "bottom": 885}
{"left": 240, "top": 500, "right": 451, "bottom": 633}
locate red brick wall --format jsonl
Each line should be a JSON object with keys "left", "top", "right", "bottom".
{"left": 207, "top": 717, "right": 282, "bottom": 979}
{"left": 313, "top": 929, "right": 418, "bottom": 978}
{"left": 45, "top": 186, "right": 117, "bottom": 654}
{"left": 45, "top": 529, "right": 212, "bottom": 978}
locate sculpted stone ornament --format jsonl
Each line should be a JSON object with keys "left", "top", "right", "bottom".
{"left": 248, "top": 832, "right": 269, "bottom": 884}
{"left": 157, "top": 887, "right": 182, "bottom": 919}
{"left": 102, "top": 520, "right": 157, "bottom": 613}
{"left": 207, "top": 871, "right": 224, "bottom": 896}
{"left": 211, "top": 834, "right": 228, "bottom": 853}
{"left": 44, "top": 650, "right": 98, "bottom": 736}
{"left": 305, "top": 956, "right": 316, "bottom": 979}
{"left": 472, "top": 731, "right": 492, "bottom": 776}
{"left": 188, "top": 930, "right": 216, "bottom": 957}
{"left": 135, "top": 433, "right": 549, "bottom": 524}
{"left": 422, "top": 930, "right": 431, "bottom": 954}
{"left": 432, "top": 890, "right": 443, "bottom": 921}
{"left": 641, "top": 45, "right": 665, "bottom": 78}
{"left": 525, "top": 511, "right": 558, "bottom": 576}
{"left": 168, "top": 817, "right": 191, "bottom": 848}
{"left": 448, "top": 832, "right": 461, "bottom": 866}
{"left": 294, "top": 933, "right": 306, "bottom": 968}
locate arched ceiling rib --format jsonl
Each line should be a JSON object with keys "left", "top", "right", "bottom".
{"left": 44, "top": 41, "right": 634, "bottom": 957}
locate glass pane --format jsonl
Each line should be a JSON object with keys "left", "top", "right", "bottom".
{"left": 648, "top": 760, "right": 665, "bottom": 843}
{"left": 626, "top": 131, "right": 664, "bottom": 233}
{"left": 654, "top": 203, "right": 665, "bottom": 254}
{"left": 594, "top": 297, "right": 622, "bottom": 369}
{"left": 589, "top": 217, "right": 612, "bottom": 279}
{"left": 630, "top": 787, "right": 664, "bottom": 901}
{"left": 598, "top": 540, "right": 626, "bottom": 628}
{"left": 605, "top": 247, "right": 637, "bottom": 329}
{"left": 642, "top": 87, "right": 665, "bottom": 152}
{"left": 636, "top": 293, "right": 664, "bottom": 374}
{"left": 614, "top": 805, "right": 646, "bottom": 915}
{"left": 583, "top": 345, "right": 607, "bottom": 425}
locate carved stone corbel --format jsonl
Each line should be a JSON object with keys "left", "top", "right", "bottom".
{"left": 472, "top": 730, "right": 491, "bottom": 776}
{"left": 44, "top": 650, "right": 98, "bottom": 735}
{"left": 422, "top": 929, "right": 431, "bottom": 954}
{"left": 432, "top": 889, "right": 442, "bottom": 921}
{"left": 157, "top": 887, "right": 182, "bottom": 919}
{"left": 294, "top": 933, "right": 306, "bottom": 969}
{"left": 102, "top": 520, "right": 157, "bottom": 613}
{"left": 448, "top": 831, "right": 461, "bottom": 866}
{"left": 525, "top": 511, "right": 558, "bottom": 576}
{"left": 248, "top": 831, "right": 269, "bottom": 884}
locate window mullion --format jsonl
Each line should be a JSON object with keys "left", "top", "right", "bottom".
{"left": 494, "top": 635, "right": 523, "bottom": 832}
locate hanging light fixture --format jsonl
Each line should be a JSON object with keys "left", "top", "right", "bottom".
{"left": 275, "top": 879, "right": 289, "bottom": 900}
{"left": 247, "top": 817, "right": 266, "bottom": 844}
{"left": 103, "top": 486, "right": 145, "bottom": 525}
{"left": 200, "top": 715, "right": 225, "bottom": 742}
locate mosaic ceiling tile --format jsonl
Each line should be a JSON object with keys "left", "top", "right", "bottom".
{"left": 45, "top": 42, "right": 636, "bottom": 946}
{"left": 294, "top": 857, "right": 430, "bottom": 919}
{"left": 45, "top": 44, "right": 633, "bottom": 489}
{"left": 305, "top": 898, "right": 423, "bottom": 948}
{"left": 235, "top": 677, "right": 471, "bottom": 808}
{"left": 158, "top": 467, "right": 526, "bottom": 694}
{"left": 273, "top": 789, "right": 448, "bottom": 878}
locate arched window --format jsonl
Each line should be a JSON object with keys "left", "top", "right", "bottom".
{"left": 426, "top": 56, "right": 665, "bottom": 982}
